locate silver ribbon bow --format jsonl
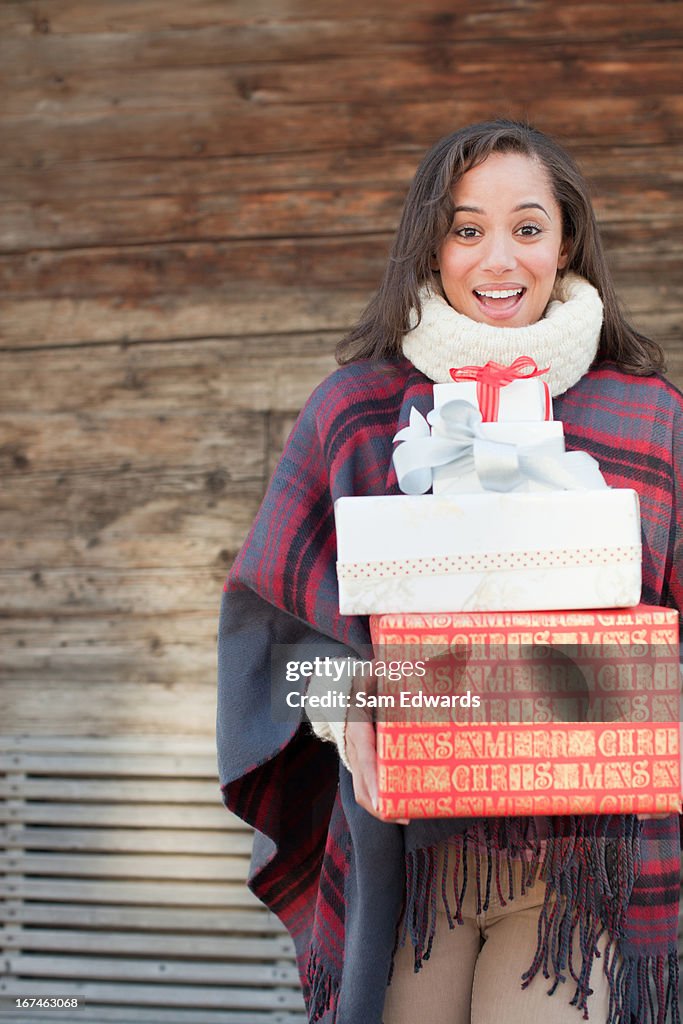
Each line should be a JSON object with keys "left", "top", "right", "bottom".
{"left": 392, "top": 400, "right": 607, "bottom": 496}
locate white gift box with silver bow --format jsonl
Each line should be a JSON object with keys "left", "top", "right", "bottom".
{"left": 431, "top": 420, "right": 566, "bottom": 494}
{"left": 431, "top": 385, "right": 562, "bottom": 493}
{"left": 334, "top": 491, "right": 642, "bottom": 615}
{"left": 392, "top": 401, "right": 607, "bottom": 498}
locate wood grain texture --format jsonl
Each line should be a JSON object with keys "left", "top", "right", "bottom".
{"left": 0, "top": 3, "right": 679, "bottom": 46}
{"left": 3, "top": 97, "right": 683, "bottom": 167}
{"left": 2, "top": 57, "right": 681, "bottom": 123}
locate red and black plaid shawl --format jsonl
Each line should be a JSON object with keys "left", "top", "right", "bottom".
{"left": 217, "top": 358, "right": 682, "bottom": 1024}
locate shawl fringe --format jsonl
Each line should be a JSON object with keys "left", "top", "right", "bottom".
{"left": 607, "top": 950, "right": 680, "bottom": 1024}
{"left": 400, "top": 818, "right": 541, "bottom": 969}
{"left": 307, "top": 948, "right": 340, "bottom": 1023}
{"left": 396, "top": 816, "right": 680, "bottom": 1022}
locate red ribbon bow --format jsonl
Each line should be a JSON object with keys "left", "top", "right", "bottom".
{"left": 449, "top": 356, "right": 550, "bottom": 422}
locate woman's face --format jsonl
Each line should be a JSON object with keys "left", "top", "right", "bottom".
{"left": 434, "top": 152, "right": 569, "bottom": 327}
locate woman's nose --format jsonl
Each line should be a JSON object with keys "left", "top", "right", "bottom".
{"left": 479, "top": 232, "right": 517, "bottom": 273}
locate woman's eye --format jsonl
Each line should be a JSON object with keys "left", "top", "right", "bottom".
{"left": 518, "top": 223, "right": 542, "bottom": 237}
{"left": 454, "top": 226, "right": 480, "bottom": 239}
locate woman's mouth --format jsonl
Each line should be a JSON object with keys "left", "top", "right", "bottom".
{"left": 472, "top": 287, "right": 526, "bottom": 319}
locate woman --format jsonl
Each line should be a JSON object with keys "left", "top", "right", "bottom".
{"left": 217, "top": 120, "right": 682, "bottom": 1023}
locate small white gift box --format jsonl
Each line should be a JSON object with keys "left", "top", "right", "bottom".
{"left": 435, "top": 360, "right": 552, "bottom": 423}
{"left": 335, "top": 490, "right": 642, "bottom": 615}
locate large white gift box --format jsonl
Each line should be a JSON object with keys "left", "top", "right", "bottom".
{"left": 335, "top": 491, "right": 642, "bottom": 614}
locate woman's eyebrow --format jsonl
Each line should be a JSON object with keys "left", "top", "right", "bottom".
{"left": 453, "top": 201, "right": 552, "bottom": 217}
{"left": 513, "top": 201, "right": 551, "bottom": 217}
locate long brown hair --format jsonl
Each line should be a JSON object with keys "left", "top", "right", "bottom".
{"left": 336, "top": 120, "right": 664, "bottom": 374}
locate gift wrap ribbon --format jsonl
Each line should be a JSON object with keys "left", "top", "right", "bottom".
{"left": 337, "top": 546, "right": 641, "bottom": 581}
{"left": 392, "top": 400, "right": 607, "bottom": 496}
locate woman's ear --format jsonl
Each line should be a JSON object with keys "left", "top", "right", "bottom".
{"left": 430, "top": 253, "right": 440, "bottom": 272}
{"left": 557, "top": 239, "right": 570, "bottom": 271}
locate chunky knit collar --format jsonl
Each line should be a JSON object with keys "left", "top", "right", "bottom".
{"left": 402, "top": 272, "right": 603, "bottom": 397}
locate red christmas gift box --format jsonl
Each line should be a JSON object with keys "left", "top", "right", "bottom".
{"left": 369, "top": 605, "right": 681, "bottom": 819}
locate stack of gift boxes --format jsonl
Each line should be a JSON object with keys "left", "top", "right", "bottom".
{"left": 334, "top": 360, "right": 681, "bottom": 819}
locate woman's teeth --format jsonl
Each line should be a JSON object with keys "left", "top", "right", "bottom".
{"left": 474, "top": 288, "right": 523, "bottom": 299}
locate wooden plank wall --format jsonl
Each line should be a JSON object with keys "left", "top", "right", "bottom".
{"left": 0, "top": 0, "right": 681, "bottom": 1018}
{"left": 1, "top": 0, "right": 683, "bottom": 729}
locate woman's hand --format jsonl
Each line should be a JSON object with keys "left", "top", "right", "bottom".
{"left": 345, "top": 685, "right": 410, "bottom": 826}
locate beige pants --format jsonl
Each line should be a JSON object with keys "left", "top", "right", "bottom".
{"left": 383, "top": 848, "right": 611, "bottom": 1024}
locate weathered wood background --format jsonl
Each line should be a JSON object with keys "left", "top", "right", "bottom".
{"left": 0, "top": 0, "right": 682, "bottom": 1019}
{"left": 1, "top": 1, "right": 683, "bottom": 729}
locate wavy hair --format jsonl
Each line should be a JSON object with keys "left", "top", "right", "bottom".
{"left": 336, "top": 119, "right": 664, "bottom": 374}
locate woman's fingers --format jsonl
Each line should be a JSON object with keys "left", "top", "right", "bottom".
{"left": 345, "top": 718, "right": 410, "bottom": 825}
{"left": 346, "top": 718, "right": 377, "bottom": 810}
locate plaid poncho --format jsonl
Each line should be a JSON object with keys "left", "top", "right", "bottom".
{"left": 217, "top": 358, "right": 682, "bottom": 1024}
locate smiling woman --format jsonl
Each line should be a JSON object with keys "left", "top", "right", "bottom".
{"left": 217, "top": 119, "right": 682, "bottom": 1024}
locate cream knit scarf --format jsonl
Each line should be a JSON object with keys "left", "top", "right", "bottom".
{"left": 402, "top": 272, "right": 603, "bottom": 397}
